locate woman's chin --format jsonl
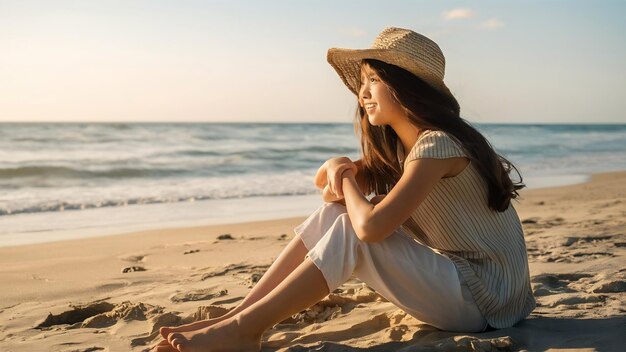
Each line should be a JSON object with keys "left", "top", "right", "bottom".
{"left": 367, "top": 115, "right": 383, "bottom": 126}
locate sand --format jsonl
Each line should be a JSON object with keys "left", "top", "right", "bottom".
{"left": 1, "top": 171, "right": 624, "bottom": 352}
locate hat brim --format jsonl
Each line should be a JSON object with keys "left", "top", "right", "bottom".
{"left": 327, "top": 48, "right": 453, "bottom": 100}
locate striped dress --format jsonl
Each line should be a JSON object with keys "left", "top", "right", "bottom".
{"left": 397, "top": 130, "right": 535, "bottom": 329}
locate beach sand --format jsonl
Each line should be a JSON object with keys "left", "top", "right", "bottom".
{"left": 1, "top": 171, "right": 624, "bottom": 351}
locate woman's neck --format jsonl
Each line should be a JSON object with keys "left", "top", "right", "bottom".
{"left": 391, "top": 119, "right": 422, "bottom": 155}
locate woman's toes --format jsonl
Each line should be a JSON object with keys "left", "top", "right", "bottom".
{"left": 168, "top": 332, "right": 185, "bottom": 348}
{"left": 160, "top": 326, "right": 172, "bottom": 339}
{"left": 170, "top": 337, "right": 185, "bottom": 351}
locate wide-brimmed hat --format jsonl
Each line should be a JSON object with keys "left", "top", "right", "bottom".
{"left": 327, "top": 27, "right": 453, "bottom": 100}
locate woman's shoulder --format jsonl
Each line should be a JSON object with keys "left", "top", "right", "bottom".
{"left": 417, "top": 129, "right": 457, "bottom": 142}
{"left": 407, "top": 129, "right": 466, "bottom": 161}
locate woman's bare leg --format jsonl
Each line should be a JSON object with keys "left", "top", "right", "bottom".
{"left": 165, "top": 258, "right": 329, "bottom": 352}
{"left": 158, "top": 235, "right": 309, "bottom": 339}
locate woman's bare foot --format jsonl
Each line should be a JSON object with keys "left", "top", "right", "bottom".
{"left": 151, "top": 339, "right": 178, "bottom": 352}
{"left": 155, "top": 315, "right": 233, "bottom": 352}
{"left": 167, "top": 317, "right": 261, "bottom": 352}
{"left": 159, "top": 314, "right": 231, "bottom": 340}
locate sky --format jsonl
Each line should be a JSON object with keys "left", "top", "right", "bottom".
{"left": 1, "top": 0, "right": 625, "bottom": 124}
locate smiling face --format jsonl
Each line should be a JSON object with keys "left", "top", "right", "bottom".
{"left": 358, "top": 63, "right": 406, "bottom": 126}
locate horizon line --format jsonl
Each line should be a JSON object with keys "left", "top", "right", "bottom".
{"left": 0, "top": 120, "right": 625, "bottom": 125}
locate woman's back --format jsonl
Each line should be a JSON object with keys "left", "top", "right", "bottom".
{"left": 399, "top": 129, "right": 536, "bottom": 328}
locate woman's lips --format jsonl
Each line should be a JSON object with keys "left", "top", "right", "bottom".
{"left": 365, "top": 103, "right": 376, "bottom": 112}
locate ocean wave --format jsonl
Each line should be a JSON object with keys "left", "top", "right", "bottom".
{"left": 168, "top": 145, "right": 358, "bottom": 158}
{"left": 0, "top": 166, "right": 186, "bottom": 179}
{"left": 0, "top": 189, "right": 318, "bottom": 216}
{"left": 1, "top": 123, "right": 624, "bottom": 220}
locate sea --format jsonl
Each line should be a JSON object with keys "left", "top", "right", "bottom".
{"left": 1, "top": 123, "right": 625, "bottom": 247}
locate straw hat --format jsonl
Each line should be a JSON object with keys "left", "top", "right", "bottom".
{"left": 327, "top": 27, "right": 453, "bottom": 100}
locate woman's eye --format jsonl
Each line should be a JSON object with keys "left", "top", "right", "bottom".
{"left": 359, "top": 76, "right": 378, "bottom": 85}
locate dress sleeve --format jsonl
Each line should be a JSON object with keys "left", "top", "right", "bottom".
{"left": 405, "top": 130, "right": 466, "bottom": 164}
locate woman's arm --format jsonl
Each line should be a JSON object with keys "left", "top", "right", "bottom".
{"left": 315, "top": 158, "right": 369, "bottom": 203}
{"left": 340, "top": 157, "right": 465, "bottom": 242}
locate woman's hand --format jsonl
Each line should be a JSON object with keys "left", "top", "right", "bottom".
{"left": 316, "top": 159, "right": 349, "bottom": 204}
{"left": 315, "top": 158, "right": 368, "bottom": 204}
{"left": 314, "top": 161, "right": 330, "bottom": 190}
{"left": 324, "top": 157, "right": 357, "bottom": 198}
{"left": 322, "top": 183, "right": 344, "bottom": 204}
{"left": 315, "top": 157, "right": 357, "bottom": 189}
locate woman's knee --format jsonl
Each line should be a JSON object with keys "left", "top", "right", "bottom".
{"left": 319, "top": 202, "right": 348, "bottom": 221}
{"left": 329, "top": 213, "right": 362, "bottom": 244}
{"left": 295, "top": 202, "right": 349, "bottom": 249}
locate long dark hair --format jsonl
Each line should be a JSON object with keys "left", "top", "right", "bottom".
{"left": 358, "top": 59, "right": 524, "bottom": 212}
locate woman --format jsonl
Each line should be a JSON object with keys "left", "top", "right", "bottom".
{"left": 154, "top": 27, "right": 535, "bottom": 352}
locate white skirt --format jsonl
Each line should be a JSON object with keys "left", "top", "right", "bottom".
{"left": 294, "top": 202, "right": 487, "bottom": 332}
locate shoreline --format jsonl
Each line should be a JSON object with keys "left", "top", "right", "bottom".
{"left": 0, "top": 170, "right": 624, "bottom": 351}
{"left": 0, "top": 170, "right": 611, "bottom": 248}
{"left": 0, "top": 194, "right": 322, "bottom": 248}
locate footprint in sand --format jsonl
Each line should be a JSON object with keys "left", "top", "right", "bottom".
{"left": 531, "top": 273, "right": 593, "bottom": 296}
{"left": 200, "top": 263, "right": 271, "bottom": 289}
{"left": 37, "top": 301, "right": 164, "bottom": 330}
{"left": 169, "top": 287, "right": 228, "bottom": 303}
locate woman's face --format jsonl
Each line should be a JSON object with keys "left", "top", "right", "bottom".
{"left": 358, "top": 64, "right": 405, "bottom": 126}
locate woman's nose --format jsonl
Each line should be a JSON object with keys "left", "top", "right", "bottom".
{"left": 359, "top": 82, "right": 370, "bottom": 100}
